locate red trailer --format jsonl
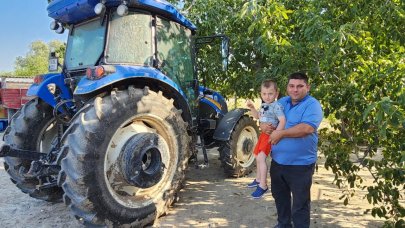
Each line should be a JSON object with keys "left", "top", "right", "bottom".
{"left": 2, "top": 88, "right": 31, "bottom": 109}
{"left": 0, "top": 77, "right": 34, "bottom": 130}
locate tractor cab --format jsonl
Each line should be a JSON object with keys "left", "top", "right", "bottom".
{"left": 46, "top": 0, "right": 228, "bottom": 119}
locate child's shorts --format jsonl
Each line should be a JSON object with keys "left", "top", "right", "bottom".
{"left": 253, "top": 132, "right": 271, "bottom": 156}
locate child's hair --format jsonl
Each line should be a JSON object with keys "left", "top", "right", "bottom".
{"left": 261, "top": 79, "right": 278, "bottom": 91}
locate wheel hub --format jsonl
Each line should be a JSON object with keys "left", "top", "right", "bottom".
{"left": 242, "top": 138, "right": 254, "bottom": 155}
{"left": 119, "top": 133, "right": 163, "bottom": 188}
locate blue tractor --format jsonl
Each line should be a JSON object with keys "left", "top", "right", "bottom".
{"left": 0, "top": 0, "right": 259, "bottom": 226}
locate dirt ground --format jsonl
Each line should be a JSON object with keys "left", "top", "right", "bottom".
{"left": 0, "top": 144, "right": 384, "bottom": 227}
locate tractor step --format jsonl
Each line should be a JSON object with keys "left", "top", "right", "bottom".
{"left": 37, "top": 181, "right": 58, "bottom": 190}
{"left": 0, "top": 144, "right": 47, "bottom": 160}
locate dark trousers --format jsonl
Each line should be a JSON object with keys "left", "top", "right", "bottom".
{"left": 270, "top": 160, "right": 315, "bottom": 228}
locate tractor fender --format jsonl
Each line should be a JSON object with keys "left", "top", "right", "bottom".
{"left": 213, "top": 108, "right": 250, "bottom": 141}
{"left": 27, "top": 73, "right": 73, "bottom": 108}
{"left": 74, "top": 65, "right": 193, "bottom": 124}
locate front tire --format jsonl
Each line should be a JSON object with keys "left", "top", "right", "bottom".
{"left": 60, "top": 86, "right": 190, "bottom": 227}
{"left": 219, "top": 116, "right": 259, "bottom": 177}
{"left": 3, "top": 98, "right": 63, "bottom": 202}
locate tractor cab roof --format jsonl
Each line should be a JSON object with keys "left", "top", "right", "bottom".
{"left": 47, "top": 0, "right": 197, "bottom": 31}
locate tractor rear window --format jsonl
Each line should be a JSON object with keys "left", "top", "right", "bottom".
{"left": 105, "top": 12, "right": 153, "bottom": 66}
{"left": 65, "top": 18, "right": 106, "bottom": 70}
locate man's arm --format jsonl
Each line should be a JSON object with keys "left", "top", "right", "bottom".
{"left": 270, "top": 123, "right": 315, "bottom": 144}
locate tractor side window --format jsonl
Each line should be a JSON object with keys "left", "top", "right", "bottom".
{"left": 106, "top": 12, "right": 153, "bottom": 66}
{"left": 156, "top": 17, "right": 194, "bottom": 99}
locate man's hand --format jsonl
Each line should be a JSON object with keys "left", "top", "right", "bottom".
{"left": 269, "top": 123, "right": 315, "bottom": 145}
{"left": 260, "top": 123, "right": 275, "bottom": 134}
{"left": 270, "top": 130, "right": 283, "bottom": 145}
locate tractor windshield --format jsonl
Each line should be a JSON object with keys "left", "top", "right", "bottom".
{"left": 65, "top": 18, "right": 106, "bottom": 70}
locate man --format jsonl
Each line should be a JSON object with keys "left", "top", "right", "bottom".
{"left": 262, "top": 72, "right": 323, "bottom": 228}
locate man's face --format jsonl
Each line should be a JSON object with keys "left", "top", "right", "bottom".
{"left": 287, "top": 79, "right": 310, "bottom": 104}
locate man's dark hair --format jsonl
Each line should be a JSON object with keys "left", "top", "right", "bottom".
{"left": 288, "top": 72, "right": 308, "bottom": 84}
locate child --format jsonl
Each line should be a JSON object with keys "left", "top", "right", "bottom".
{"left": 246, "top": 79, "right": 286, "bottom": 199}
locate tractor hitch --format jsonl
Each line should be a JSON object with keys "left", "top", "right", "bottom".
{"left": 0, "top": 144, "right": 47, "bottom": 160}
{"left": 24, "top": 161, "right": 61, "bottom": 178}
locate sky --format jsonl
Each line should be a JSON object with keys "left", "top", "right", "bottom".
{"left": 0, "top": 1, "right": 67, "bottom": 72}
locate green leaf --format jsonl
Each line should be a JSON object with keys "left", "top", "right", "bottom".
{"left": 381, "top": 100, "right": 392, "bottom": 115}
{"left": 349, "top": 35, "right": 358, "bottom": 44}
{"left": 391, "top": 111, "right": 400, "bottom": 127}
{"left": 281, "top": 11, "right": 288, "bottom": 20}
{"left": 363, "top": 103, "right": 376, "bottom": 121}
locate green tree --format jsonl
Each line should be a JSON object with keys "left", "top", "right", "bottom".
{"left": 0, "top": 70, "right": 14, "bottom": 77}
{"left": 14, "top": 40, "right": 65, "bottom": 76}
{"left": 49, "top": 40, "right": 66, "bottom": 60}
{"left": 174, "top": 0, "right": 404, "bottom": 225}
{"left": 173, "top": 0, "right": 289, "bottom": 99}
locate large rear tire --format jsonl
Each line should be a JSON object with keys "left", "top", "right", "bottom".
{"left": 3, "top": 98, "right": 63, "bottom": 202}
{"left": 59, "top": 86, "right": 190, "bottom": 227}
{"left": 219, "top": 116, "right": 259, "bottom": 177}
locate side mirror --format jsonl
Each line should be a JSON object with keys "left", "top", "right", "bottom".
{"left": 48, "top": 51, "right": 59, "bottom": 72}
{"left": 222, "top": 58, "right": 228, "bottom": 72}
{"left": 221, "top": 38, "right": 229, "bottom": 58}
{"left": 221, "top": 38, "right": 229, "bottom": 71}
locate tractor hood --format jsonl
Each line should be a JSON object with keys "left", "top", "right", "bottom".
{"left": 47, "top": 0, "right": 197, "bottom": 31}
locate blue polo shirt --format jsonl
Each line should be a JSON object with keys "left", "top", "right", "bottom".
{"left": 272, "top": 95, "right": 323, "bottom": 165}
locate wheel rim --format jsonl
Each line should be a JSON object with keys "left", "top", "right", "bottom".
{"left": 104, "top": 114, "right": 177, "bottom": 208}
{"left": 37, "top": 119, "right": 58, "bottom": 153}
{"left": 235, "top": 125, "right": 258, "bottom": 168}
{"left": 13, "top": 116, "right": 57, "bottom": 174}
